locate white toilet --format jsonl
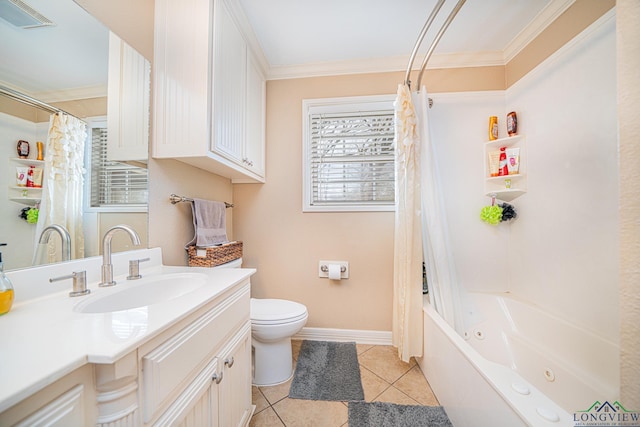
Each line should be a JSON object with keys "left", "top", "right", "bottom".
{"left": 214, "top": 259, "right": 308, "bottom": 386}
{"left": 250, "top": 298, "right": 308, "bottom": 386}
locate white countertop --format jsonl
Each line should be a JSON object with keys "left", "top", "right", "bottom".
{"left": 0, "top": 248, "right": 255, "bottom": 413}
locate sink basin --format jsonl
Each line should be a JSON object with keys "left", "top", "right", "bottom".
{"left": 74, "top": 273, "right": 208, "bottom": 313}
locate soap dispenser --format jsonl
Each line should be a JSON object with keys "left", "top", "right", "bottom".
{"left": 0, "top": 243, "right": 15, "bottom": 316}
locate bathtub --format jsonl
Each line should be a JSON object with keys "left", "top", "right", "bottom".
{"left": 418, "top": 292, "right": 620, "bottom": 427}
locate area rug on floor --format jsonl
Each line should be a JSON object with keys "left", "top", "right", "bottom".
{"left": 348, "top": 401, "right": 453, "bottom": 427}
{"left": 288, "top": 340, "right": 364, "bottom": 401}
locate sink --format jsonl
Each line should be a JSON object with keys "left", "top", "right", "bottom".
{"left": 74, "top": 273, "right": 208, "bottom": 313}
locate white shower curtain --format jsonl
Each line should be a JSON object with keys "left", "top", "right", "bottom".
{"left": 414, "top": 87, "right": 463, "bottom": 334}
{"left": 392, "top": 84, "right": 424, "bottom": 362}
{"left": 34, "top": 113, "right": 87, "bottom": 263}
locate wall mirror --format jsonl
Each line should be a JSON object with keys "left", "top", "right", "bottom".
{"left": 0, "top": 0, "right": 150, "bottom": 271}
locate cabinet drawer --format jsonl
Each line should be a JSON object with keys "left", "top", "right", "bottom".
{"left": 142, "top": 287, "right": 249, "bottom": 422}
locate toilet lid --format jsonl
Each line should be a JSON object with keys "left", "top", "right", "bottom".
{"left": 251, "top": 298, "right": 308, "bottom": 324}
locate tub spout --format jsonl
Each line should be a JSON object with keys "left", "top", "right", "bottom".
{"left": 99, "top": 225, "right": 141, "bottom": 287}
{"left": 38, "top": 224, "right": 71, "bottom": 262}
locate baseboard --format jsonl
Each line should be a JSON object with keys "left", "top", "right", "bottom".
{"left": 293, "top": 327, "right": 392, "bottom": 345}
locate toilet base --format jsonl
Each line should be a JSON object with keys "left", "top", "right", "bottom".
{"left": 252, "top": 337, "right": 294, "bottom": 386}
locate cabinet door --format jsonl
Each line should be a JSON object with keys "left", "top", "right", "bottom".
{"left": 211, "top": 0, "right": 246, "bottom": 164}
{"left": 244, "top": 52, "right": 265, "bottom": 178}
{"left": 218, "top": 322, "right": 253, "bottom": 427}
{"left": 107, "top": 32, "right": 150, "bottom": 162}
{"left": 153, "top": 357, "right": 220, "bottom": 427}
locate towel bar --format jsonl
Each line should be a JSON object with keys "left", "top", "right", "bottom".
{"left": 169, "top": 193, "right": 233, "bottom": 208}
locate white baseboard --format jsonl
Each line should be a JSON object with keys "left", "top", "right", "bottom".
{"left": 293, "top": 327, "right": 392, "bottom": 345}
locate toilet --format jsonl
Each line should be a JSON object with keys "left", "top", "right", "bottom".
{"left": 250, "top": 298, "right": 308, "bottom": 386}
{"left": 215, "top": 258, "right": 308, "bottom": 386}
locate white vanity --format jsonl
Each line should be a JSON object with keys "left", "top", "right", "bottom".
{"left": 0, "top": 248, "right": 255, "bottom": 426}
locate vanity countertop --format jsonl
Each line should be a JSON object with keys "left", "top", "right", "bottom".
{"left": 0, "top": 248, "right": 255, "bottom": 413}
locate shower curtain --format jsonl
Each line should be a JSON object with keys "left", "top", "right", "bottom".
{"left": 414, "top": 88, "right": 462, "bottom": 334}
{"left": 34, "top": 113, "right": 86, "bottom": 263}
{"left": 393, "top": 84, "right": 462, "bottom": 361}
{"left": 392, "top": 84, "right": 424, "bottom": 362}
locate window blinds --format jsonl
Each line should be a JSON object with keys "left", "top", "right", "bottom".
{"left": 90, "top": 127, "right": 148, "bottom": 207}
{"left": 309, "top": 110, "right": 395, "bottom": 206}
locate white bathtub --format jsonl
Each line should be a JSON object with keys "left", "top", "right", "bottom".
{"left": 418, "top": 293, "right": 620, "bottom": 427}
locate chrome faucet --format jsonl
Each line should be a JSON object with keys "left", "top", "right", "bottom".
{"left": 99, "top": 225, "right": 141, "bottom": 287}
{"left": 38, "top": 224, "right": 71, "bottom": 262}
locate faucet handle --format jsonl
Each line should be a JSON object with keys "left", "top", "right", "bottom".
{"left": 50, "top": 271, "right": 90, "bottom": 297}
{"left": 127, "top": 258, "right": 150, "bottom": 280}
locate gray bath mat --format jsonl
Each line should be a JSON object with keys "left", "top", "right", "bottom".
{"left": 348, "top": 401, "right": 452, "bottom": 427}
{"left": 288, "top": 340, "right": 364, "bottom": 401}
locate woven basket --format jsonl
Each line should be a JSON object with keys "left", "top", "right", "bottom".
{"left": 187, "top": 241, "right": 243, "bottom": 267}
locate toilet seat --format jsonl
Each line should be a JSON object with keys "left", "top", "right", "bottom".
{"left": 251, "top": 298, "right": 308, "bottom": 325}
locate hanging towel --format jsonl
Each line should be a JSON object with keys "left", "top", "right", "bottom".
{"left": 186, "top": 199, "right": 228, "bottom": 248}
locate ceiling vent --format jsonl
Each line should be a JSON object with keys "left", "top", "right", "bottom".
{"left": 0, "top": 0, "right": 54, "bottom": 29}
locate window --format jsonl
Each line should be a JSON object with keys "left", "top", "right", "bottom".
{"left": 303, "top": 95, "right": 396, "bottom": 212}
{"left": 85, "top": 117, "right": 148, "bottom": 211}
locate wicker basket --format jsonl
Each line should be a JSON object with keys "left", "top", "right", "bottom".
{"left": 187, "top": 241, "right": 243, "bottom": 267}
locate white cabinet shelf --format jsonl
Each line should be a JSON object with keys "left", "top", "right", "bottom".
{"left": 483, "top": 135, "right": 526, "bottom": 201}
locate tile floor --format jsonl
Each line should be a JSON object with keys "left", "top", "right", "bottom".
{"left": 250, "top": 340, "right": 441, "bottom": 427}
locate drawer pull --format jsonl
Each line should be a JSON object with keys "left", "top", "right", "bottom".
{"left": 224, "top": 357, "right": 234, "bottom": 368}
{"left": 212, "top": 371, "right": 223, "bottom": 384}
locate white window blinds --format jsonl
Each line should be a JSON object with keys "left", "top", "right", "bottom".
{"left": 89, "top": 127, "right": 148, "bottom": 207}
{"left": 303, "top": 95, "right": 395, "bottom": 212}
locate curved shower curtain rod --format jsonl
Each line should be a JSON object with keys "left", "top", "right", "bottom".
{"left": 404, "top": 0, "right": 467, "bottom": 95}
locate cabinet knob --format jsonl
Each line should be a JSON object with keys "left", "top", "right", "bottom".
{"left": 212, "top": 371, "right": 223, "bottom": 384}
{"left": 224, "top": 357, "right": 234, "bottom": 368}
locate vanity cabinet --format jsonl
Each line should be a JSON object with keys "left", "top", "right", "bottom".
{"left": 483, "top": 135, "right": 526, "bottom": 201}
{"left": 141, "top": 281, "right": 253, "bottom": 426}
{"left": 152, "top": 0, "right": 266, "bottom": 183}
{"left": 0, "top": 272, "right": 253, "bottom": 427}
{"left": 0, "top": 365, "right": 95, "bottom": 426}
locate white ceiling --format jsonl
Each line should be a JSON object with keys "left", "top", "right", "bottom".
{"left": 0, "top": 0, "right": 107, "bottom": 101}
{"left": 239, "top": 0, "right": 567, "bottom": 78}
{"left": 0, "top": 0, "right": 569, "bottom": 100}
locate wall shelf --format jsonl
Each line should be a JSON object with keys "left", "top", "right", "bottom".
{"left": 483, "top": 135, "right": 526, "bottom": 201}
{"left": 11, "top": 158, "right": 44, "bottom": 166}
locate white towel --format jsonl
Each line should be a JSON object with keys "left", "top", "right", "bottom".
{"left": 186, "top": 199, "right": 228, "bottom": 248}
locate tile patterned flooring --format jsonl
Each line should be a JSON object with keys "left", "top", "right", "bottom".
{"left": 250, "top": 341, "right": 441, "bottom": 427}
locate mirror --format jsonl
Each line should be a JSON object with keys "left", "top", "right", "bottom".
{"left": 0, "top": 0, "right": 149, "bottom": 271}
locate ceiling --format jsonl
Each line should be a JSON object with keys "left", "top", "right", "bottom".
{"left": 0, "top": 0, "right": 107, "bottom": 101}
{"left": 239, "top": 0, "right": 566, "bottom": 78}
{"left": 0, "top": 0, "right": 569, "bottom": 99}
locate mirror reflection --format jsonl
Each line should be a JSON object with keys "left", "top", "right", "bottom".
{"left": 0, "top": 0, "right": 149, "bottom": 271}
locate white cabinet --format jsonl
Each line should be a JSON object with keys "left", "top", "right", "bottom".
{"left": 483, "top": 135, "right": 526, "bottom": 201}
{"left": 141, "top": 282, "right": 253, "bottom": 426}
{"left": 0, "top": 365, "right": 95, "bottom": 427}
{"left": 153, "top": 0, "right": 266, "bottom": 183}
{"left": 107, "top": 32, "right": 151, "bottom": 162}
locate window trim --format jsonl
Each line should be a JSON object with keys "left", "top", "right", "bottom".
{"left": 302, "top": 94, "right": 396, "bottom": 213}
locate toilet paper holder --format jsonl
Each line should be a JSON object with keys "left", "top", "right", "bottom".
{"left": 320, "top": 265, "right": 346, "bottom": 273}
{"left": 318, "top": 261, "right": 349, "bottom": 279}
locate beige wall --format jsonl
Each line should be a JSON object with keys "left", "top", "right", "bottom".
{"left": 617, "top": 0, "right": 640, "bottom": 409}
{"left": 233, "top": 68, "right": 501, "bottom": 331}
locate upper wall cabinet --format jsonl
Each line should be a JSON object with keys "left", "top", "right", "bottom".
{"left": 152, "top": 0, "right": 266, "bottom": 183}
{"left": 107, "top": 32, "right": 151, "bottom": 162}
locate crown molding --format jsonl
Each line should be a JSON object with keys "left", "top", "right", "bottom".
{"left": 503, "top": 0, "right": 576, "bottom": 62}
{"left": 33, "top": 84, "right": 107, "bottom": 103}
